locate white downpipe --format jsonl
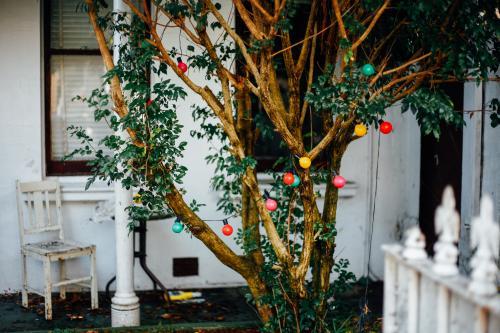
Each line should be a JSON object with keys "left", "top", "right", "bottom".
{"left": 111, "top": 0, "right": 140, "bottom": 327}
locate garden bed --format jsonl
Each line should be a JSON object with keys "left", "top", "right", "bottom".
{"left": 0, "top": 283, "right": 382, "bottom": 332}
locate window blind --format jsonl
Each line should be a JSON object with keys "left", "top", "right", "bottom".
{"left": 50, "top": 56, "right": 113, "bottom": 160}
{"left": 48, "top": 0, "right": 113, "bottom": 162}
{"left": 50, "top": 0, "right": 111, "bottom": 50}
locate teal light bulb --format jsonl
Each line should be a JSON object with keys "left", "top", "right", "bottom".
{"left": 361, "top": 64, "right": 375, "bottom": 76}
{"left": 172, "top": 220, "right": 184, "bottom": 233}
{"left": 291, "top": 174, "right": 301, "bottom": 187}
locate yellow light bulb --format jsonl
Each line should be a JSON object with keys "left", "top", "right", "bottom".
{"left": 299, "top": 156, "right": 311, "bottom": 169}
{"left": 354, "top": 124, "right": 367, "bottom": 137}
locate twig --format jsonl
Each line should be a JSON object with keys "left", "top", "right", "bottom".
{"left": 272, "top": 18, "right": 336, "bottom": 58}
{"left": 351, "top": 0, "right": 391, "bottom": 50}
{"left": 382, "top": 52, "right": 432, "bottom": 75}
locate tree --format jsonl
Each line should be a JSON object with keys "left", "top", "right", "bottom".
{"left": 78, "top": 0, "right": 499, "bottom": 331}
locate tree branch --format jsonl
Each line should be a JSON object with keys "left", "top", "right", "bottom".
{"left": 300, "top": 24, "right": 317, "bottom": 127}
{"left": 370, "top": 19, "right": 406, "bottom": 61}
{"left": 308, "top": 116, "right": 345, "bottom": 161}
{"left": 85, "top": 0, "right": 143, "bottom": 147}
{"left": 370, "top": 70, "right": 433, "bottom": 99}
{"left": 204, "top": 0, "right": 262, "bottom": 82}
{"left": 273, "top": 0, "right": 287, "bottom": 21}
{"left": 165, "top": 183, "right": 253, "bottom": 275}
{"left": 248, "top": 0, "right": 274, "bottom": 23}
{"left": 332, "top": 0, "right": 347, "bottom": 39}
{"left": 154, "top": 2, "right": 202, "bottom": 44}
{"left": 232, "top": 0, "right": 266, "bottom": 39}
{"left": 271, "top": 19, "right": 337, "bottom": 58}
{"left": 295, "top": 0, "right": 319, "bottom": 77}
{"left": 382, "top": 52, "right": 432, "bottom": 76}
{"left": 351, "top": 0, "right": 391, "bottom": 50}
{"left": 242, "top": 169, "right": 295, "bottom": 267}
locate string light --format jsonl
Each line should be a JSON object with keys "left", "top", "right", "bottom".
{"left": 379, "top": 120, "right": 393, "bottom": 134}
{"left": 177, "top": 57, "right": 188, "bottom": 73}
{"left": 221, "top": 219, "right": 233, "bottom": 236}
{"left": 172, "top": 218, "right": 184, "bottom": 233}
{"left": 299, "top": 156, "right": 312, "bottom": 169}
{"left": 332, "top": 174, "right": 346, "bottom": 188}
{"left": 354, "top": 123, "right": 367, "bottom": 137}
{"left": 291, "top": 174, "right": 301, "bottom": 187}
{"left": 283, "top": 172, "right": 295, "bottom": 185}
{"left": 171, "top": 215, "right": 237, "bottom": 236}
{"left": 361, "top": 63, "right": 376, "bottom": 76}
{"left": 263, "top": 190, "right": 278, "bottom": 211}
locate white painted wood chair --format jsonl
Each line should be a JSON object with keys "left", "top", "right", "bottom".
{"left": 16, "top": 180, "right": 98, "bottom": 320}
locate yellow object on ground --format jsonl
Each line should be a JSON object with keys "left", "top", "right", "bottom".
{"left": 165, "top": 290, "right": 202, "bottom": 301}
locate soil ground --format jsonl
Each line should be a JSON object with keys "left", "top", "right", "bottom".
{"left": 0, "top": 283, "right": 383, "bottom": 332}
{"left": 0, "top": 288, "right": 259, "bottom": 332}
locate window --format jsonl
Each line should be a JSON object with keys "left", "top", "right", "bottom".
{"left": 44, "top": 0, "right": 113, "bottom": 175}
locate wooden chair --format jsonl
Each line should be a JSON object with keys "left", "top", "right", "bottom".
{"left": 16, "top": 180, "right": 98, "bottom": 320}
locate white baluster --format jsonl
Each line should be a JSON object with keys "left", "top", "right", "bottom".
{"left": 383, "top": 254, "right": 398, "bottom": 333}
{"left": 403, "top": 226, "right": 427, "bottom": 261}
{"left": 407, "top": 270, "right": 420, "bottom": 333}
{"left": 469, "top": 195, "right": 499, "bottom": 296}
{"left": 436, "top": 286, "right": 450, "bottom": 333}
{"left": 433, "top": 186, "right": 460, "bottom": 276}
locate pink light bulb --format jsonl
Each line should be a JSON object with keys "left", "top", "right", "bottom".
{"left": 265, "top": 198, "right": 278, "bottom": 211}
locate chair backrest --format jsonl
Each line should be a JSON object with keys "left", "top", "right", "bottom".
{"left": 16, "top": 180, "right": 64, "bottom": 245}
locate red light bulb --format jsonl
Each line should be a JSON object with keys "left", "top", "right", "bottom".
{"left": 332, "top": 175, "right": 346, "bottom": 189}
{"left": 222, "top": 224, "right": 233, "bottom": 236}
{"left": 380, "top": 121, "right": 393, "bottom": 134}
{"left": 265, "top": 198, "right": 278, "bottom": 211}
{"left": 283, "top": 172, "right": 294, "bottom": 185}
{"left": 146, "top": 99, "right": 153, "bottom": 107}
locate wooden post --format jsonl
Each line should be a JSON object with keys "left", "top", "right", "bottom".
{"left": 43, "top": 258, "right": 52, "bottom": 320}
{"left": 90, "top": 248, "right": 98, "bottom": 309}
{"left": 59, "top": 259, "right": 66, "bottom": 300}
{"left": 21, "top": 252, "right": 28, "bottom": 307}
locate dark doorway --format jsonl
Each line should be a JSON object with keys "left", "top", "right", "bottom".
{"left": 419, "top": 83, "right": 464, "bottom": 253}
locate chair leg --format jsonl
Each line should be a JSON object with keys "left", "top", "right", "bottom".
{"left": 21, "top": 253, "right": 28, "bottom": 308}
{"left": 43, "top": 258, "right": 52, "bottom": 320}
{"left": 59, "top": 259, "right": 66, "bottom": 300}
{"left": 90, "top": 250, "right": 98, "bottom": 309}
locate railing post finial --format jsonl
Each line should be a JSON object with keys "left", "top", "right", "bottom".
{"left": 403, "top": 226, "right": 427, "bottom": 260}
{"left": 469, "top": 195, "right": 499, "bottom": 296}
{"left": 433, "top": 186, "right": 460, "bottom": 276}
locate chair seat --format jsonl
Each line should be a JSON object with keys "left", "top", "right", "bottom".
{"left": 23, "top": 240, "right": 94, "bottom": 258}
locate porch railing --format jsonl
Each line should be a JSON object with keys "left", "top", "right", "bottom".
{"left": 382, "top": 186, "right": 500, "bottom": 333}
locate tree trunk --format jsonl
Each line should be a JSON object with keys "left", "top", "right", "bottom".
{"left": 246, "top": 273, "right": 273, "bottom": 323}
{"left": 313, "top": 145, "right": 346, "bottom": 319}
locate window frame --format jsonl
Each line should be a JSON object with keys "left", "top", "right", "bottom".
{"left": 43, "top": 0, "right": 104, "bottom": 175}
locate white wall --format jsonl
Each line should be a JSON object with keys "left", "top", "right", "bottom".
{"left": 460, "top": 81, "right": 500, "bottom": 269}
{"left": 481, "top": 81, "right": 500, "bottom": 218}
{"left": 0, "top": 0, "right": 422, "bottom": 292}
{"left": 0, "top": 0, "right": 44, "bottom": 292}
